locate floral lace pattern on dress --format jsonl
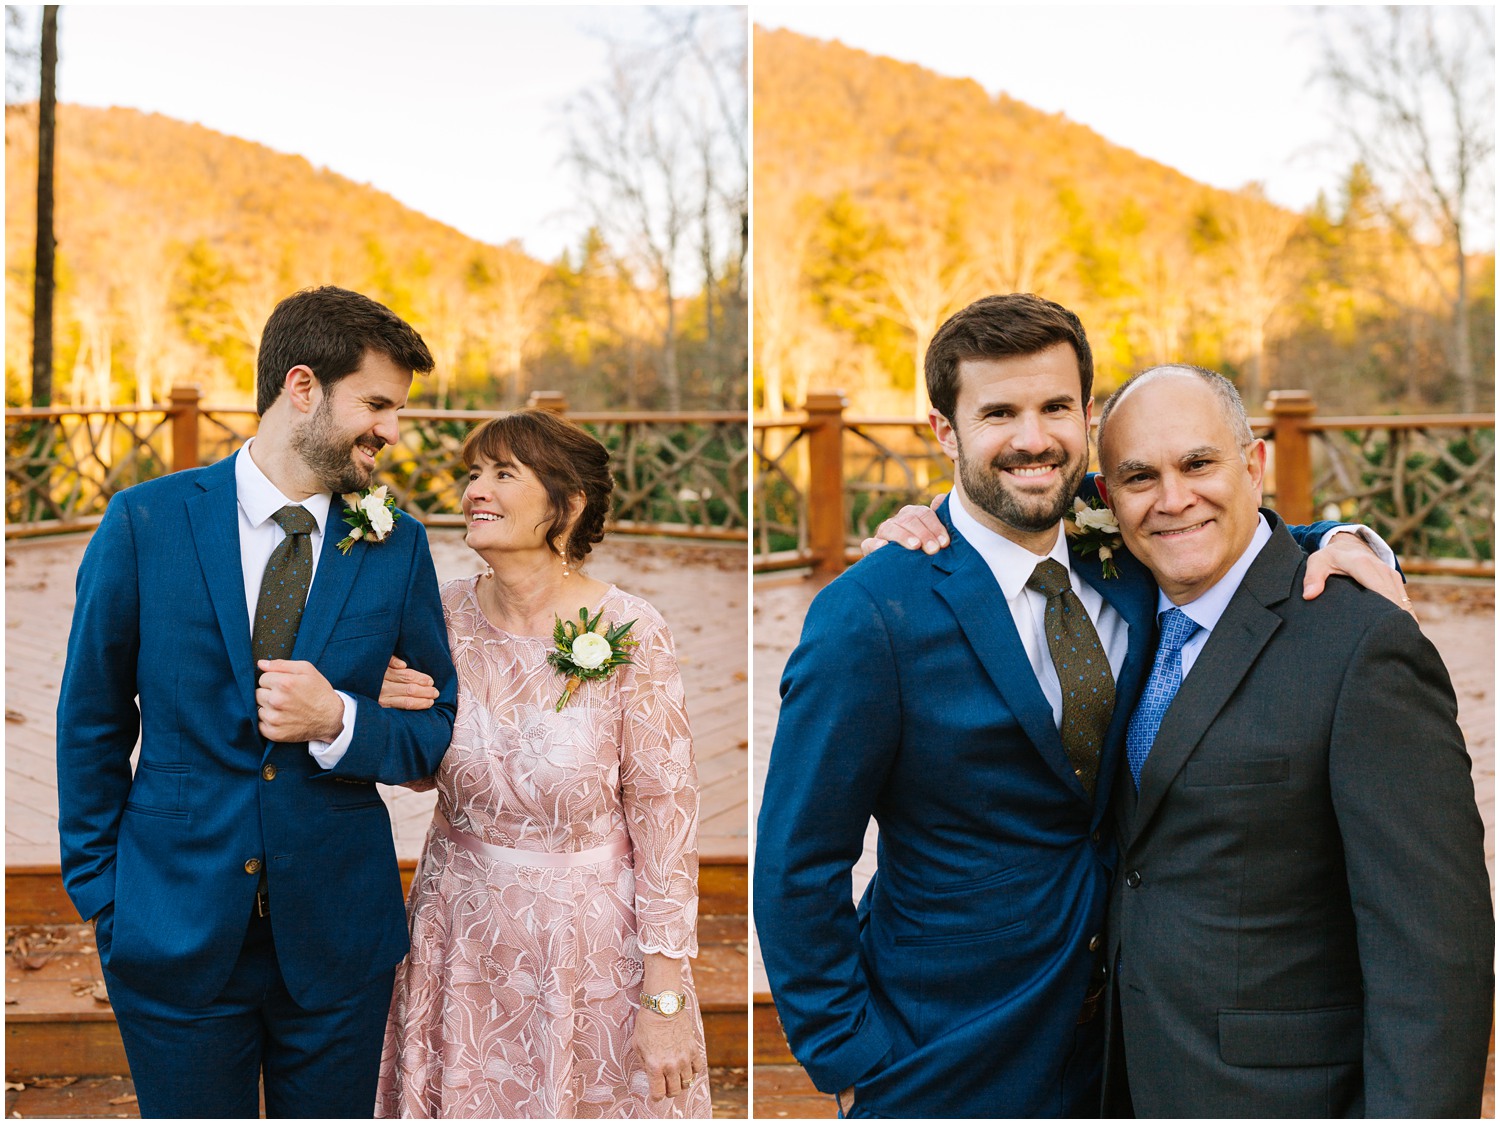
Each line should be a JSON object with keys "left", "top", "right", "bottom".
{"left": 376, "top": 578, "right": 709, "bottom": 1118}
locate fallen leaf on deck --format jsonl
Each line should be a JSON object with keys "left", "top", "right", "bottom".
{"left": 106, "top": 1095, "right": 136, "bottom": 1106}
{"left": 29, "top": 1077, "right": 77, "bottom": 1089}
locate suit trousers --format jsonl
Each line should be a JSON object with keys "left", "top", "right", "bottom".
{"left": 99, "top": 901, "right": 396, "bottom": 1118}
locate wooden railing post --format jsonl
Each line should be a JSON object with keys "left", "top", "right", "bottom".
{"left": 170, "top": 384, "right": 201, "bottom": 473}
{"left": 527, "top": 391, "right": 568, "bottom": 414}
{"left": 805, "top": 390, "right": 849, "bottom": 575}
{"left": 1266, "top": 390, "right": 1315, "bottom": 525}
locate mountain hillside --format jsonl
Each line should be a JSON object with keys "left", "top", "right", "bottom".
{"left": 752, "top": 26, "right": 1493, "bottom": 414}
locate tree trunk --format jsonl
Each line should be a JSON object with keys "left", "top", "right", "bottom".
{"left": 31, "top": 5, "right": 57, "bottom": 407}
{"left": 1453, "top": 237, "right": 1474, "bottom": 413}
{"left": 662, "top": 272, "right": 680, "bottom": 411}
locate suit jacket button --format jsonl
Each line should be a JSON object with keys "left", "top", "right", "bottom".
{"left": 1091, "top": 829, "right": 1101, "bottom": 844}
{"left": 1088, "top": 933, "right": 1101, "bottom": 952}
{"left": 262, "top": 764, "right": 277, "bottom": 781}
{"left": 1125, "top": 870, "right": 1141, "bottom": 888}
{"left": 245, "top": 858, "right": 262, "bottom": 875}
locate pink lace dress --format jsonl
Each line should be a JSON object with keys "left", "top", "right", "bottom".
{"left": 376, "top": 578, "right": 711, "bottom": 1118}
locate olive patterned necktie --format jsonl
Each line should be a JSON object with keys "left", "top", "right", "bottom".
{"left": 252, "top": 505, "right": 318, "bottom": 675}
{"left": 1026, "top": 559, "right": 1115, "bottom": 799}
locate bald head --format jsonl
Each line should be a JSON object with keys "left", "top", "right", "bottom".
{"left": 1093, "top": 366, "right": 1267, "bottom": 604}
{"left": 1097, "top": 365, "right": 1253, "bottom": 467}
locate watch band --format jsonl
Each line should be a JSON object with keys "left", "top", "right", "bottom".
{"left": 641, "top": 989, "right": 687, "bottom": 1017}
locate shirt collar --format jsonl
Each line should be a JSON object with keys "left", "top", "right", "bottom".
{"left": 1156, "top": 513, "right": 1273, "bottom": 630}
{"left": 235, "top": 438, "right": 332, "bottom": 533}
{"left": 949, "top": 488, "right": 1072, "bottom": 600}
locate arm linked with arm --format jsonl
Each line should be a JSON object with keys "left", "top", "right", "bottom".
{"left": 325, "top": 520, "right": 456, "bottom": 784}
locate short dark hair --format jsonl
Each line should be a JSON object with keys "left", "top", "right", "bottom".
{"left": 924, "top": 293, "right": 1094, "bottom": 420}
{"left": 256, "top": 286, "right": 434, "bottom": 415}
{"left": 460, "top": 410, "right": 614, "bottom": 562}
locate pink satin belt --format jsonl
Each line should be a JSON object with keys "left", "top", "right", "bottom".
{"left": 431, "top": 809, "right": 631, "bottom": 869}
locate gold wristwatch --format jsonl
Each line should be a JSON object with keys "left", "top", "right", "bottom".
{"left": 641, "top": 989, "right": 687, "bottom": 1017}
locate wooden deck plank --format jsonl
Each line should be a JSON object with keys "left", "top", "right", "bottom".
{"left": 7, "top": 531, "right": 749, "bottom": 877}
{"left": 749, "top": 573, "right": 1496, "bottom": 1103}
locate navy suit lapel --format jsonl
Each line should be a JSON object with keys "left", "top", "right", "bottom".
{"left": 1131, "top": 518, "right": 1299, "bottom": 837}
{"left": 292, "top": 499, "right": 367, "bottom": 666}
{"left": 932, "top": 507, "right": 1087, "bottom": 803}
{"left": 186, "top": 455, "right": 257, "bottom": 720}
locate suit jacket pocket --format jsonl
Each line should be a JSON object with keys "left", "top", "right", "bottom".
{"left": 1218, "top": 1004, "right": 1361, "bottom": 1067}
{"left": 324, "top": 609, "right": 397, "bottom": 645}
{"left": 124, "top": 762, "right": 189, "bottom": 817}
{"left": 1185, "top": 757, "right": 1290, "bottom": 787}
{"left": 893, "top": 918, "right": 1027, "bottom": 948}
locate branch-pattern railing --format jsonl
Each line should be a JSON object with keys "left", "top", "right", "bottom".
{"left": 6, "top": 389, "right": 749, "bottom": 542}
{"left": 1305, "top": 417, "right": 1494, "bottom": 573}
{"left": 753, "top": 391, "right": 1495, "bottom": 577}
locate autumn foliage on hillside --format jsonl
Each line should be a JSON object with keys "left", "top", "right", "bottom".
{"left": 5, "top": 103, "right": 744, "bottom": 411}
{"left": 753, "top": 27, "right": 1494, "bottom": 417}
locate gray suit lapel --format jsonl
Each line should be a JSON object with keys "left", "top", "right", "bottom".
{"left": 1131, "top": 520, "right": 1302, "bottom": 838}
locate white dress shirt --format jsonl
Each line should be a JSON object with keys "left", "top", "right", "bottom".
{"left": 1161, "top": 517, "right": 1397, "bottom": 678}
{"left": 1159, "top": 515, "right": 1273, "bottom": 679}
{"left": 235, "top": 440, "right": 355, "bottom": 767}
{"left": 949, "top": 490, "right": 1129, "bottom": 730}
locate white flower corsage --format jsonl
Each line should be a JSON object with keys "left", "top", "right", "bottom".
{"left": 545, "top": 608, "right": 638, "bottom": 711}
{"left": 1064, "top": 496, "right": 1123, "bottom": 579}
{"left": 336, "top": 485, "right": 401, "bottom": 554}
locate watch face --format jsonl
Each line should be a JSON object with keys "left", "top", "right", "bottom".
{"left": 657, "top": 992, "right": 682, "bottom": 1016}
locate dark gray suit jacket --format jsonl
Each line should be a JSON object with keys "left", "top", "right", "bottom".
{"left": 1103, "top": 515, "right": 1493, "bottom": 1118}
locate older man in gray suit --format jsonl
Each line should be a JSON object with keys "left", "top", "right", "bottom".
{"left": 1093, "top": 365, "right": 1493, "bottom": 1117}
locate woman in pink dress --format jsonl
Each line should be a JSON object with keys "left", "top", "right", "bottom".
{"left": 374, "top": 410, "right": 711, "bottom": 1118}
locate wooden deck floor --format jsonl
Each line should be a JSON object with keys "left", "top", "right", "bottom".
{"left": 751, "top": 572, "right": 1497, "bottom": 994}
{"left": 5, "top": 531, "right": 749, "bottom": 875}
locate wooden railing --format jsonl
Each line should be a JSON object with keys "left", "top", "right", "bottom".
{"left": 754, "top": 389, "right": 1495, "bottom": 578}
{"left": 6, "top": 387, "right": 749, "bottom": 542}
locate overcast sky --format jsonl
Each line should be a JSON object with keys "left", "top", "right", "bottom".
{"left": 40, "top": 6, "right": 667, "bottom": 263}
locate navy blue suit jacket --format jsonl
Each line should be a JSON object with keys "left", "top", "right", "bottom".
{"left": 57, "top": 452, "right": 457, "bottom": 1010}
{"left": 754, "top": 484, "right": 1341, "bottom": 1117}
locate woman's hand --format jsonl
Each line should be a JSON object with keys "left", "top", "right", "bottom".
{"left": 378, "top": 656, "right": 439, "bottom": 710}
{"left": 633, "top": 954, "right": 707, "bottom": 1099}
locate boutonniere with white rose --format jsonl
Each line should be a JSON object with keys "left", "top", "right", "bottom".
{"left": 336, "top": 485, "right": 401, "bottom": 554}
{"left": 1064, "top": 496, "right": 1123, "bottom": 579}
{"left": 545, "top": 608, "right": 638, "bottom": 711}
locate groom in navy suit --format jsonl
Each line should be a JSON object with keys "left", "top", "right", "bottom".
{"left": 754, "top": 294, "right": 1396, "bottom": 1117}
{"left": 57, "top": 287, "right": 459, "bottom": 1117}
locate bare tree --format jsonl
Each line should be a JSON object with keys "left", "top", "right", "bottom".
{"left": 1216, "top": 185, "right": 1304, "bottom": 406}
{"left": 564, "top": 7, "right": 747, "bottom": 410}
{"left": 5, "top": 6, "right": 39, "bottom": 104}
{"left": 1314, "top": 6, "right": 1495, "bottom": 411}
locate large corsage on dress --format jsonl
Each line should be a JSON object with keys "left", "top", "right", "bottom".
{"left": 376, "top": 578, "right": 711, "bottom": 1118}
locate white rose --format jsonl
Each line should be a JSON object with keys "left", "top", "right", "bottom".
{"left": 1073, "top": 505, "right": 1119, "bottom": 534}
{"left": 361, "top": 494, "right": 395, "bottom": 539}
{"left": 571, "top": 632, "right": 613, "bottom": 670}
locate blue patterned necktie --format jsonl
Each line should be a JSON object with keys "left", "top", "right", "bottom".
{"left": 1126, "top": 607, "right": 1201, "bottom": 788}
